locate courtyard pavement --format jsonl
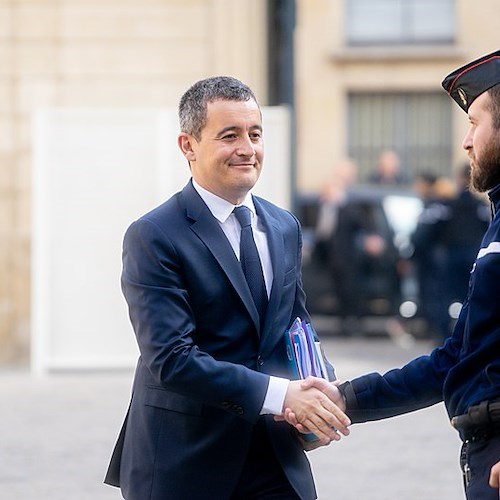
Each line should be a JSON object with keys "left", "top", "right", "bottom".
{"left": 0, "top": 335, "right": 465, "bottom": 499}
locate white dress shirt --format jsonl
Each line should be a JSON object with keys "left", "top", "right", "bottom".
{"left": 192, "top": 180, "right": 289, "bottom": 415}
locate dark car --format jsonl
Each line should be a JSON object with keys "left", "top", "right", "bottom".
{"left": 296, "top": 185, "right": 423, "bottom": 333}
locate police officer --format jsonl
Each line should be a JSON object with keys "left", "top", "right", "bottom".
{"left": 286, "top": 49, "right": 500, "bottom": 499}
{"left": 443, "top": 164, "right": 490, "bottom": 307}
{"left": 411, "top": 172, "right": 451, "bottom": 340}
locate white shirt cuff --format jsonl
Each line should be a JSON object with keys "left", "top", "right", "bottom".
{"left": 260, "top": 376, "right": 289, "bottom": 415}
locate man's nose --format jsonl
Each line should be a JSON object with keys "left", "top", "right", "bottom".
{"left": 462, "top": 127, "right": 472, "bottom": 150}
{"left": 236, "top": 136, "right": 255, "bottom": 156}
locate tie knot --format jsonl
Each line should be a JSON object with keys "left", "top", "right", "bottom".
{"left": 233, "top": 206, "right": 252, "bottom": 228}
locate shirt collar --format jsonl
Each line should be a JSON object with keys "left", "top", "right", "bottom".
{"left": 192, "top": 179, "right": 256, "bottom": 223}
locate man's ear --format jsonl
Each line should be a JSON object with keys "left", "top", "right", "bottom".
{"left": 178, "top": 133, "right": 196, "bottom": 161}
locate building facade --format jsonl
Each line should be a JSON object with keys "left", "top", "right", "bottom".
{"left": 0, "top": 0, "right": 268, "bottom": 364}
{"left": 295, "top": 0, "right": 500, "bottom": 189}
{"left": 1, "top": 0, "right": 500, "bottom": 363}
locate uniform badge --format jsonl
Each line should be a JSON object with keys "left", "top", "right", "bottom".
{"left": 457, "top": 88, "right": 467, "bottom": 108}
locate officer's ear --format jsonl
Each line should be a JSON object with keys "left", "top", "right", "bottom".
{"left": 178, "top": 133, "right": 197, "bottom": 162}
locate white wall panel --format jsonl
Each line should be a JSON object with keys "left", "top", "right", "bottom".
{"left": 31, "top": 107, "right": 290, "bottom": 372}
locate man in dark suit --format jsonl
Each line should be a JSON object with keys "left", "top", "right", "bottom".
{"left": 104, "top": 76, "right": 350, "bottom": 499}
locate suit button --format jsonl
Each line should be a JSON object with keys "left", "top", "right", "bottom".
{"left": 257, "top": 356, "right": 264, "bottom": 366}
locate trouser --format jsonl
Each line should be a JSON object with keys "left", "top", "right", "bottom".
{"left": 460, "top": 434, "right": 500, "bottom": 499}
{"left": 230, "top": 419, "right": 302, "bottom": 500}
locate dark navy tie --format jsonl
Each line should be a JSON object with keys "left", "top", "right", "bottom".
{"left": 233, "top": 206, "right": 268, "bottom": 323}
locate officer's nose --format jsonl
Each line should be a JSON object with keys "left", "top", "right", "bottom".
{"left": 462, "top": 126, "right": 473, "bottom": 151}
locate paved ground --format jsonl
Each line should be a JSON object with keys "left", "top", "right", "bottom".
{"left": 0, "top": 335, "right": 465, "bottom": 499}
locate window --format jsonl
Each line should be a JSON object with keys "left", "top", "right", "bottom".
{"left": 347, "top": 92, "right": 452, "bottom": 182}
{"left": 346, "top": 0, "right": 455, "bottom": 45}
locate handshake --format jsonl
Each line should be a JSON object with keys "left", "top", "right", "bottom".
{"left": 279, "top": 377, "right": 351, "bottom": 450}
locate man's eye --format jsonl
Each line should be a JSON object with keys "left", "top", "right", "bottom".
{"left": 222, "top": 134, "right": 237, "bottom": 140}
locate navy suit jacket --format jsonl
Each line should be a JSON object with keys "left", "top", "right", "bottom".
{"left": 105, "top": 180, "right": 329, "bottom": 499}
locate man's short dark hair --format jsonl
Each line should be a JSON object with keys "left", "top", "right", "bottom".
{"left": 178, "top": 76, "right": 259, "bottom": 140}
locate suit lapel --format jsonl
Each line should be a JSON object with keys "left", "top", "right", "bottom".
{"left": 181, "top": 182, "right": 261, "bottom": 331}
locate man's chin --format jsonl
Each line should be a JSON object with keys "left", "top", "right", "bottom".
{"left": 471, "top": 174, "right": 500, "bottom": 193}
{"left": 470, "top": 175, "right": 486, "bottom": 193}
{"left": 236, "top": 173, "right": 260, "bottom": 190}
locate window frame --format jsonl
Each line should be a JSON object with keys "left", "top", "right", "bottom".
{"left": 345, "top": 0, "right": 456, "bottom": 46}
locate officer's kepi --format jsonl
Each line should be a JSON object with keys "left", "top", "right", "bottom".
{"left": 442, "top": 49, "right": 500, "bottom": 112}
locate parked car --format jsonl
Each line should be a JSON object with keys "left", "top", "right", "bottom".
{"left": 295, "top": 185, "right": 423, "bottom": 330}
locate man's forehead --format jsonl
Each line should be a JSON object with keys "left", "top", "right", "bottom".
{"left": 468, "top": 91, "right": 492, "bottom": 117}
{"left": 205, "top": 99, "right": 262, "bottom": 125}
{"left": 207, "top": 98, "right": 258, "bottom": 109}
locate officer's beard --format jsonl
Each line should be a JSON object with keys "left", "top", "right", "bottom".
{"left": 470, "top": 131, "right": 500, "bottom": 193}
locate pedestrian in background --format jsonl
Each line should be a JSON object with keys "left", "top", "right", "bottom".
{"left": 369, "top": 149, "right": 406, "bottom": 185}
{"left": 314, "top": 159, "right": 358, "bottom": 267}
{"left": 411, "top": 172, "right": 450, "bottom": 340}
{"left": 314, "top": 160, "right": 368, "bottom": 334}
{"left": 411, "top": 166, "right": 490, "bottom": 341}
{"left": 443, "top": 163, "right": 490, "bottom": 309}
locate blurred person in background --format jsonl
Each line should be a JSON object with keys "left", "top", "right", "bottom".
{"left": 314, "top": 159, "right": 358, "bottom": 266}
{"left": 287, "top": 49, "right": 500, "bottom": 499}
{"left": 411, "top": 172, "right": 453, "bottom": 341}
{"left": 314, "top": 160, "right": 363, "bottom": 334}
{"left": 412, "top": 166, "right": 490, "bottom": 341}
{"left": 434, "top": 175, "right": 457, "bottom": 200}
{"left": 443, "top": 163, "right": 490, "bottom": 310}
{"left": 104, "top": 75, "right": 349, "bottom": 500}
{"left": 315, "top": 159, "right": 401, "bottom": 336}
{"left": 369, "top": 149, "right": 406, "bottom": 185}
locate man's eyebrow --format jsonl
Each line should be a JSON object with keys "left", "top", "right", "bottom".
{"left": 217, "top": 124, "right": 263, "bottom": 136}
{"left": 217, "top": 126, "right": 239, "bottom": 136}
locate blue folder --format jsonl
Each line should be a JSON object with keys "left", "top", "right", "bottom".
{"left": 284, "top": 317, "right": 334, "bottom": 442}
{"left": 284, "top": 317, "right": 329, "bottom": 380}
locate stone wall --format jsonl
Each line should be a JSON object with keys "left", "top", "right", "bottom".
{"left": 0, "top": 0, "right": 267, "bottom": 364}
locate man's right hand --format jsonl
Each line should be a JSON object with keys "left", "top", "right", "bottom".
{"left": 282, "top": 378, "right": 350, "bottom": 443}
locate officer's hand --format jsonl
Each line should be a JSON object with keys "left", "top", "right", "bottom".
{"left": 489, "top": 460, "right": 500, "bottom": 489}
{"left": 301, "top": 377, "right": 346, "bottom": 410}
